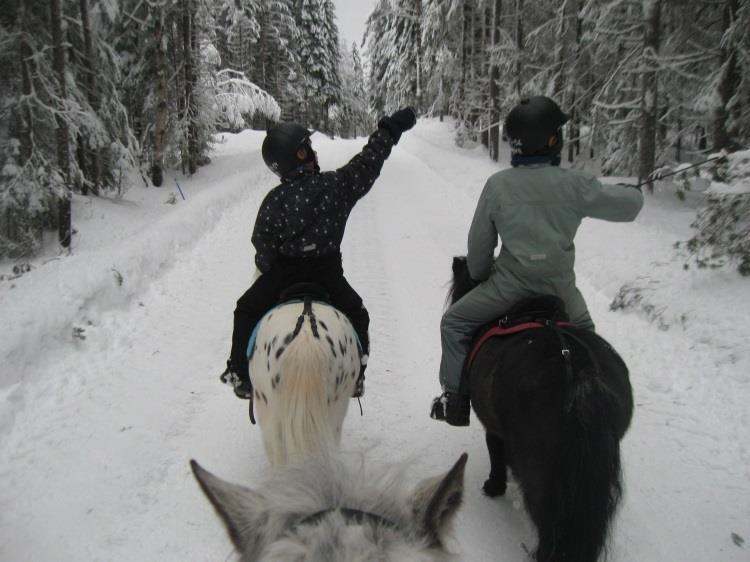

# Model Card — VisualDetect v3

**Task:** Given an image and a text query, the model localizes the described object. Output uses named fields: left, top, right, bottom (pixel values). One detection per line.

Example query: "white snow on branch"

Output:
left=214, top=69, right=281, bottom=130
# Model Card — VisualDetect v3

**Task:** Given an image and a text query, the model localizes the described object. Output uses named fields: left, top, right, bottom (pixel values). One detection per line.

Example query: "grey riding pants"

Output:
left=438, top=275, right=595, bottom=393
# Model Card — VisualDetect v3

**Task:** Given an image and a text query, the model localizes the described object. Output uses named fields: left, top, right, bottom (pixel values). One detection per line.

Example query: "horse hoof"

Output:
left=482, top=479, right=507, bottom=497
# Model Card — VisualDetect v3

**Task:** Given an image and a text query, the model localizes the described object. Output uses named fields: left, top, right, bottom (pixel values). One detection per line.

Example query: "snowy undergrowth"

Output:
left=0, top=130, right=272, bottom=432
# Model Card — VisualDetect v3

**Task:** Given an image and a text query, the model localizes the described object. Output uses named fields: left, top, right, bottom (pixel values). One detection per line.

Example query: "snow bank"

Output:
left=0, top=130, right=272, bottom=431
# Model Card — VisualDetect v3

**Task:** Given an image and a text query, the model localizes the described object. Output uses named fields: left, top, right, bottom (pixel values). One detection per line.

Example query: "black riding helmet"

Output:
left=262, top=123, right=315, bottom=177
left=503, top=96, right=569, bottom=156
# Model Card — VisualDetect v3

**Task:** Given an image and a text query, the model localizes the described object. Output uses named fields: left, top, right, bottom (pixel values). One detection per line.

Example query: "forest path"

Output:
left=0, top=124, right=747, bottom=561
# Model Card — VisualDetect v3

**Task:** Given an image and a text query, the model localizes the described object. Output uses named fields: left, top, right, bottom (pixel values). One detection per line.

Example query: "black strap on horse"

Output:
left=459, top=315, right=603, bottom=405
left=543, top=320, right=602, bottom=382
left=290, top=296, right=319, bottom=340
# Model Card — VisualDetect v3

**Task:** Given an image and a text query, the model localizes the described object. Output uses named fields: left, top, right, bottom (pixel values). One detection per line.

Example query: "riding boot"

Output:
left=430, top=391, right=470, bottom=427
left=219, top=359, right=254, bottom=400
left=446, top=393, right=470, bottom=426
left=352, top=355, right=368, bottom=398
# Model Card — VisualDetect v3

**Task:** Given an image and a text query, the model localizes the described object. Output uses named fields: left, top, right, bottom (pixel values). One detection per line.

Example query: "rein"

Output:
left=296, top=507, right=399, bottom=531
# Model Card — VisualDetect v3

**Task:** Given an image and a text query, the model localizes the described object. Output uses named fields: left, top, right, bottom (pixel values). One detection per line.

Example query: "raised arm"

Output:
left=334, top=107, right=417, bottom=203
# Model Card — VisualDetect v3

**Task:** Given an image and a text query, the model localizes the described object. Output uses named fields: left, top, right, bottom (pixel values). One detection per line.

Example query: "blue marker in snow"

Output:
left=174, top=179, right=186, bottom=200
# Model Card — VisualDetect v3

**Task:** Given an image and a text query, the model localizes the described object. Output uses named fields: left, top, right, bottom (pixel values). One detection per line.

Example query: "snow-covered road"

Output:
left=1, top=121, right=747, bottom=561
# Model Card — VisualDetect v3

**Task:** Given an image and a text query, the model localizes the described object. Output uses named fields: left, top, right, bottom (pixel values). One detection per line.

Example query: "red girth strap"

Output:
left=467, top=321, right=575, bottom=369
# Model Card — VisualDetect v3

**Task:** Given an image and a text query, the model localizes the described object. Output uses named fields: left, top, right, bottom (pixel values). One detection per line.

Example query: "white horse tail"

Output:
left=276, top=319, right=338, bottom=464
left=251, top=301, right=359, bottom=466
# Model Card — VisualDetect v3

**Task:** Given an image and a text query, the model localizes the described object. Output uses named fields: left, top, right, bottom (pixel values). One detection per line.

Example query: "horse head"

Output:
left=191, top=453, right=468, bottom=561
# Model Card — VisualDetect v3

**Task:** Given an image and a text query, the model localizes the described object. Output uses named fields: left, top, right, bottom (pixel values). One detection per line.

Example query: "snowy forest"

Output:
left=2, top=2, right=750, bottom=561
left=1, top=0, right=749, bottom=261
left=0, top=0, right=372, bottom=257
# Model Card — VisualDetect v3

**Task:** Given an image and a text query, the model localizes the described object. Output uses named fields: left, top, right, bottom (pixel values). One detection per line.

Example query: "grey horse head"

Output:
left=191, top=453, right=468, bottom=561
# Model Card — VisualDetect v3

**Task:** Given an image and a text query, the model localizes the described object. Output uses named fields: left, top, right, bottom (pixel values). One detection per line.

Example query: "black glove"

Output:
left=378, top=107, right=417, bottom=144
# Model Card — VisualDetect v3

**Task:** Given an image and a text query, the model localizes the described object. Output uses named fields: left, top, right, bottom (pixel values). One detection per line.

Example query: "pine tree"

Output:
left=296, top=0, right=341, bottom=131
left=333, top=41, right=374, bottom=137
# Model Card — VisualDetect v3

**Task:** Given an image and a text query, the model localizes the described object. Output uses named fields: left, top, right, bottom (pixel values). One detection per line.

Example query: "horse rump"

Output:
left=250, top=301, right=359, bottom=465
left=529, top=330, right=633, bottom=562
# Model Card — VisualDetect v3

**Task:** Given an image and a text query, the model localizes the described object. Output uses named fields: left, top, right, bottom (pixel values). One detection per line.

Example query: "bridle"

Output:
left=296, top=507, right=399, bottom=531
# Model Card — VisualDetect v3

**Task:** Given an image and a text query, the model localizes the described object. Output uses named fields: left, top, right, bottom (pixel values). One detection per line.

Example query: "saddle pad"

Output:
left=467, top=321, right=574, bottom=369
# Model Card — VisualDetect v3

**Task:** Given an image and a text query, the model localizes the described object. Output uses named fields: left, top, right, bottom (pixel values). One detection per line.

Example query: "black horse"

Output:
left=449, top=256, right=633, bottom=562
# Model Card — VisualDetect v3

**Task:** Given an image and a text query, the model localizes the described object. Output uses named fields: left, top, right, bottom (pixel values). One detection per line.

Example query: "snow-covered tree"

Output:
left=365, top=0, right=423, bottom=114
left=296, top=0, right=341, bottom=131
left=0, top=0, right=138, bottom=256
left=331, top=42, right=374, bottom=138
left=213, top=70, right=282, bottom=131
left=367, top=0, right=750, bottom=176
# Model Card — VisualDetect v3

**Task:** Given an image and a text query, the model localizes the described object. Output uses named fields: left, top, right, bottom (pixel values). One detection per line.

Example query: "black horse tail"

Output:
left=537, top=370, right=625, bottom=562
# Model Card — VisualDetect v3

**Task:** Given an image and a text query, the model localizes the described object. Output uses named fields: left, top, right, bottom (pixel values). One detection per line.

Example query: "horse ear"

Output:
left=451, top=256, right=466, bottom=275
left=190, top=460, right=267, bottom=552
left=411, top=453, right=468, bottom=546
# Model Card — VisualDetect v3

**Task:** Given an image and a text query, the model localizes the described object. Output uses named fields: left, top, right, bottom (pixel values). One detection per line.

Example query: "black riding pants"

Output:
left=230, top=254, right=370, bottom=383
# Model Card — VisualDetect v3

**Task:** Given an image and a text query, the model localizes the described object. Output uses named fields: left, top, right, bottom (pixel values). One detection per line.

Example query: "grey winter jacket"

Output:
left=467, top=164, right=644, bottom=286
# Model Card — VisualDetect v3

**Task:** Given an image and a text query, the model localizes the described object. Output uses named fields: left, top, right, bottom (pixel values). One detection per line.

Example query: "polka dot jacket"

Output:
left=251, top=128, right=395, bottom=273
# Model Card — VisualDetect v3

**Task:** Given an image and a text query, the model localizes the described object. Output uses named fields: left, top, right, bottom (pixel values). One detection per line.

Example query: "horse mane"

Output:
left=447, top=256, right=478, bottom=306
left=254, top=453, right=416, bottom=524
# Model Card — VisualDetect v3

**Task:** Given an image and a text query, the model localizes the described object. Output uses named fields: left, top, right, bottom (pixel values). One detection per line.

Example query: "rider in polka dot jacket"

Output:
left=223, top=108, right=417, bottom=400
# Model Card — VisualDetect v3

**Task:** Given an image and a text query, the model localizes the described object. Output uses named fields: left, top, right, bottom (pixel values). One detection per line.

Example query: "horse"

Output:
left=449, top=256, right=633, bottom=562
left=191, top=452, right=468, bottom=561
left=249, top=291, right=361, bottom=465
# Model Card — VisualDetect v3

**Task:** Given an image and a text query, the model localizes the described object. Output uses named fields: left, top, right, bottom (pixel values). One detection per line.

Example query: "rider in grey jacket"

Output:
left=431, top=96, right=644, bottom=426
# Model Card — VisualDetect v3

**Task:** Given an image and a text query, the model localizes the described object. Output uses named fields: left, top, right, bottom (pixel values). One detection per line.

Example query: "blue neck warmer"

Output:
left=511, top=153, right=561, bottom=167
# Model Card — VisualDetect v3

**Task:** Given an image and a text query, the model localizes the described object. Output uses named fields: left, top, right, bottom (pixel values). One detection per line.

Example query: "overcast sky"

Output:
left=332, top=0, right=378, bottom=48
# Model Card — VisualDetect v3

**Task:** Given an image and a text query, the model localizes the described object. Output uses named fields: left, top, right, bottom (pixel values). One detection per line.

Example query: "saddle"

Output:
left=466, top=295, right=573, bottom=370
left=278, top=282, right=331, bottom=305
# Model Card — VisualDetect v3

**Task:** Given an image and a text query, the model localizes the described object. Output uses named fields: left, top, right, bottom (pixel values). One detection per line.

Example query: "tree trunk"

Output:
left=51, top=0, right=71, bottom=248
left=638, top=0, right=661, bottom=192
left=489, top=0, right=502, bottom=161
left=152, top=8, right=169, bottom=187
left=514, top=0, right=524, bottom=98
left=182, top=0, right=197, bottom=175
left=567, top=1, right=582, bottom=163
left=79, top=0, right=100, bottom=194
left=19, top=1, right=33, bottom=165
left=414, top=0, right=422, bottom=111
left=460, top=0, right=471, bottom=118
left=712, top=0, right=740, bottom=151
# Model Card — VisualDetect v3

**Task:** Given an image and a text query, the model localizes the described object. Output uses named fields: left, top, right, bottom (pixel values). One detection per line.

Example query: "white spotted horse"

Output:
left=248, top=283, right=362, bottom=466
left=449, top=256, right=633, bottom=562
left=191, top=452, right=468, bottom=561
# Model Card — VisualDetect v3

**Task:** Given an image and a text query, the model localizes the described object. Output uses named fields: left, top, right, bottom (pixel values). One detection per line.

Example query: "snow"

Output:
left=1, top=119, right=748, bottom=561
left=709, top=149, right=750, bottom=194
